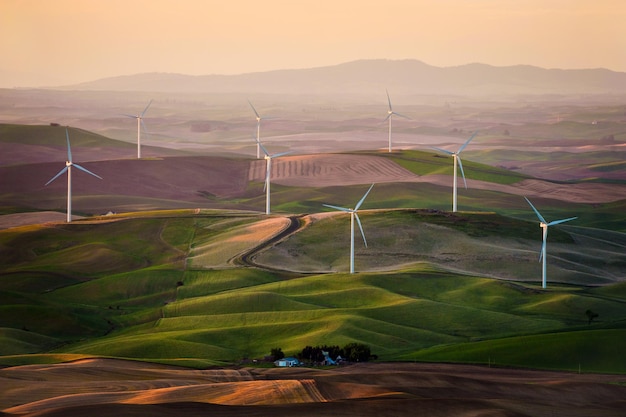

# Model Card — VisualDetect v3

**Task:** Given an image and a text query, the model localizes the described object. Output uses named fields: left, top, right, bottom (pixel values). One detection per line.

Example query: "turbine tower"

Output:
left=432, top=131, right=477, bottom=212
left=45, top=128, right=103, bottom=223
left=248, top=100, right=268, bottom=159
left=524, top=197, right=577, bottom=289
left=123, top=99, right=152, bottom=159
left=384, top=90, right=410, bottom=153
left=323, top=184, right=375, bottom=274
left=255, top=137, right=291, bottom=215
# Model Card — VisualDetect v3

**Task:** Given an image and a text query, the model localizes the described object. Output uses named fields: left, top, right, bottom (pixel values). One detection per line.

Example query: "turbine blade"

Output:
left=272, top=151, right=292, bottom=158
left=431, top=146, right=454, bottom=155
left=383, top=113, right=392, bottom=122
left=140, top=118, right=150, bottom=136
left=65, top=128, right=72, bottom=162
left=539, top=239, right=545, bottom=262
left=393, top=111, right=411, bottom=120
left=73, top=163, right=103, bottom=179
left=122, top=113, right=138, bottom=118
left=548, top=217, right=578, bottom=226
left=354, top=212, right=368, bottom=247
left=524, top=197, right=547, bottom=224
left=355, top=183, right=375, bottom=211
left=458, top=131, right=477, bottom=153
left=386, top=89, right=392, bottom=111
left=457, top=156, right=468, bottom=189
left=252, top=135, right=270, bottom=156
left=141, top=99, right=153, bottom=117
left=259, top=142, right=270, bottom=157
left=248, top=100, right=260, bottom=119
left=322, top=204, right=351, bottom=213
left=45, top=167, right=68, bottom=186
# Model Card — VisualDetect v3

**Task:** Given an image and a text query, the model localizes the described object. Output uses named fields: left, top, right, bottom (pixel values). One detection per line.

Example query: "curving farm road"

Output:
left=229, top=214, right=308, bottom=273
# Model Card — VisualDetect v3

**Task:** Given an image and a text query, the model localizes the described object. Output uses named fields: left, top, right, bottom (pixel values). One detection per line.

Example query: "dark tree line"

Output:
left=298, top=343, right=375, bottom=363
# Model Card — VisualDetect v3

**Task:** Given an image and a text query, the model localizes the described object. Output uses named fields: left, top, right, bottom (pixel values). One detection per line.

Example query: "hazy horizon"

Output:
left=2, top=0, right=626, bottom=88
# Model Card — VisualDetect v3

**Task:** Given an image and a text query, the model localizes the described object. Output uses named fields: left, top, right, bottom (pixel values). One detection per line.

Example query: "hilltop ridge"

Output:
left=62, top=59, right=626, bottom=96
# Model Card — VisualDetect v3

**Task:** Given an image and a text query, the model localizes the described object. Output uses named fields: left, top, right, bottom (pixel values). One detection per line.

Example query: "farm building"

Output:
left=274, top=357, right=300, bottom=367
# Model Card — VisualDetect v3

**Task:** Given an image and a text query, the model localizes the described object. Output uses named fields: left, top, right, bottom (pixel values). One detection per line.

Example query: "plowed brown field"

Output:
left=2, top=359, right=625, bottom=417
left=248, top=154, right=419, bottom=187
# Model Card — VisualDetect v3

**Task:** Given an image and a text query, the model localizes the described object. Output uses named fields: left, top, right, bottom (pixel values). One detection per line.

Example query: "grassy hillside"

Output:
left=0, top=123, right=136, bottom=149
left=256, top=209, right=626, bottom=284
left=1, top=209, right=625, bottom=373
left=408, top=328, right=626, bottom=373
left=387, top=150, right=531, bottom=184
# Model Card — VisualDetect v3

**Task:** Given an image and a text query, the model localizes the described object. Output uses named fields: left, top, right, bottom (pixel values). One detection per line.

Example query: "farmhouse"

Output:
left=274, top=357, right=300, bottom=367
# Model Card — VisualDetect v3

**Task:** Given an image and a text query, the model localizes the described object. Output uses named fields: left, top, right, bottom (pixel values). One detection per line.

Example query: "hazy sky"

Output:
left=2, top=0, right=625, bottom=87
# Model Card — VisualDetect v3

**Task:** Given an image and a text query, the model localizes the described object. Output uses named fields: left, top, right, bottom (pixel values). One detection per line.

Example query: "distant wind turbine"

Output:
left=323, top=184, right=375, bottom=274
left=255, top=137, right=291, bottom=215
left=432, top=131, right=477, bottom=212
left=123, top=99, right=152, bottom=159
left=45, top=128, right=103, bottom=223
left=384, top=90, right=410, bottom=153
left=248, top=100, right=270, bottom=159
left=524, top=197, right=577, bottom=289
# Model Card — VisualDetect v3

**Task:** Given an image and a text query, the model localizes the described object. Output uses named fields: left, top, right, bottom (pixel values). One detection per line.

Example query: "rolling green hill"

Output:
left=1, top=209, right=625, bottom=373
left=388, top=150, right=531, bottom=184
left=1, top=125, right=624, bottom=372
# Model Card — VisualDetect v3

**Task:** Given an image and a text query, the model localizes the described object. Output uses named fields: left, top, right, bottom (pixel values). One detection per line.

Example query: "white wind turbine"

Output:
left=248, top=100, right=270, bottom=159
left=384, top=90, right=410, bottom=153
left=432, top=131, right=477, bottom=212
left=524, top=197, right=577, bottom=289
left=45, top=128, right=103, bottom=223
left=255, top=137, right=291, bottom=215
left=323, top=184, right=375, bottom=274
left=123, top=99, right=152, bottom=159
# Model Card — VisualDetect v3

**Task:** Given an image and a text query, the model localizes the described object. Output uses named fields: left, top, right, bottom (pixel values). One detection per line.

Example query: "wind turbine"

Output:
left=323, top=184, right=375, bottom=274
left=123, top=99, right=152, bottom=159
left=248, top=100, right=269, bottom=159
left=432, top=131, right=477, bottom=212
left=383, top=90, right=410, bottom=153
left=45, top=128, right=103, bottom=223
left=524, top=197, right=577, bottom=289
left=255, top=137, right=291, bottom=215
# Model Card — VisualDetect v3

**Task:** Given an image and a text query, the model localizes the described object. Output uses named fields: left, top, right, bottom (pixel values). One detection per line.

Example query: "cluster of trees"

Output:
left=271, top=343, right=376, bottom=363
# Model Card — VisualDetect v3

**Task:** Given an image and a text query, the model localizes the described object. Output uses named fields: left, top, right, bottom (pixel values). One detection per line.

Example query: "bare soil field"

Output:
left=248, top=154, right=626, bottom=204
left=248, top=153, right=420, bottom=187
left=1, top=359, right=625, bottom=417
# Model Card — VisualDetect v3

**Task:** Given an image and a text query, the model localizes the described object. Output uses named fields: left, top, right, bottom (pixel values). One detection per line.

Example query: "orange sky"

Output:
left=1, top=0, right=625, bottom=87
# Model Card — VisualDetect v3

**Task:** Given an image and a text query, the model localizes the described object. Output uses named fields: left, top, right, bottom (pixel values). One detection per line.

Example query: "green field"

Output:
left=1, top=209, right=625, bottom=373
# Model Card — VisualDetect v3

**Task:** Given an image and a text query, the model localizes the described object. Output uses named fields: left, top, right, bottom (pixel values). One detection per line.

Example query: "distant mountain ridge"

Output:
left=64, top=59, right=626, bottom=96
